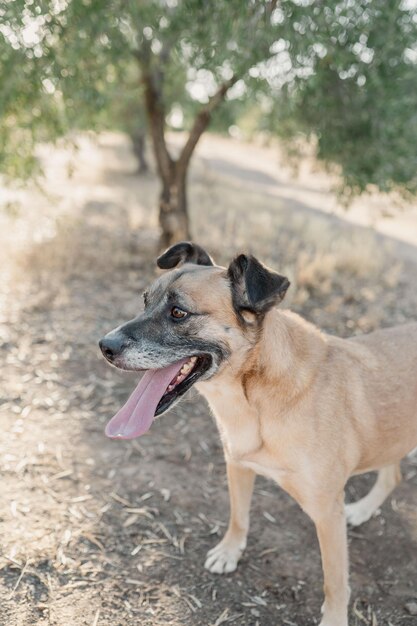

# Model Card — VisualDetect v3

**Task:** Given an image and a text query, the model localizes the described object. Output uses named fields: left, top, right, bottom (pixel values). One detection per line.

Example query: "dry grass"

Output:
left=186, top=151, right=406, bottom=334
left=1, top=131, right=402, bottom=313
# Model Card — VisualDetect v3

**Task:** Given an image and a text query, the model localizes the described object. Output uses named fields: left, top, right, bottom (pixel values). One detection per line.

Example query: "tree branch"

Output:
left=177, top=76, right=238, bottom=172
left=137, top=43, right=173, bottom=183
left=267, top=0, right=278, bottom=17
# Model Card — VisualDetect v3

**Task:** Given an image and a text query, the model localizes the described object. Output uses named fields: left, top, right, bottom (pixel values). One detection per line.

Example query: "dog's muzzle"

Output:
left=99, top=334, right=127, bottom=362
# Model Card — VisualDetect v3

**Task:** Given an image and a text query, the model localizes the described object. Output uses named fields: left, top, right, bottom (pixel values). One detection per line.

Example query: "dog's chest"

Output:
left=198, top=380, right=290, bottom=483
left=239, top=461, right=288, bottom=491
left=212, top=402, right=262, bottom=462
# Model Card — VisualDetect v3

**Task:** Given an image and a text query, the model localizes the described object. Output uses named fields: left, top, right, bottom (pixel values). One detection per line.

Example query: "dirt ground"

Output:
left=1, top=133, right=417, bottom=626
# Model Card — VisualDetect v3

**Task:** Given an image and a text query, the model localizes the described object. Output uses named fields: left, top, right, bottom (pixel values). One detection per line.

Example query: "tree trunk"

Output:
left=139, top=48, right=237, bottom=249
left=157, top=78, right=237, bottom=248
left=158, top=164, right=190, bottom=249
left=130, top=131, right=148, bottom=174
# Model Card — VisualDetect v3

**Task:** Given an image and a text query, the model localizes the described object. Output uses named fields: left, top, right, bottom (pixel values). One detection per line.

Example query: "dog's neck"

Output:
left=200, top=308, right=328, bottom=410
left=255, top=309, right=327, bottom=397
left=197, top=308, right=328, bottom=460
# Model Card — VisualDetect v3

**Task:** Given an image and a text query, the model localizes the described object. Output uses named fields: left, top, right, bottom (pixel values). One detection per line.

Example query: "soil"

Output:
left=1, top=133, right=416, bottom=626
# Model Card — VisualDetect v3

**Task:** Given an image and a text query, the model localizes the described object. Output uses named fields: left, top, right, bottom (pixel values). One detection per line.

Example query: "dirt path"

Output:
left=1, top=133, right=416, bottom=626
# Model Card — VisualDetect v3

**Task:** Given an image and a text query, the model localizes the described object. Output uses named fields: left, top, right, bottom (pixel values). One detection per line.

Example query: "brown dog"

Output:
left=100, top=242, right=417, bottom=626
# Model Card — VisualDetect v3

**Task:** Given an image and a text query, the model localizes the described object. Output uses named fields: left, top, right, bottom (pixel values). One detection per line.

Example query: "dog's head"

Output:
left=99, top=242, right=289, bottom=439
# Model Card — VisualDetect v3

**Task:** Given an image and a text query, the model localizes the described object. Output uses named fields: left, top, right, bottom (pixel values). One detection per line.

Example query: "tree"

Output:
left=1, top=0, right=416, bottom=246
left=0, top=0, right=280, bottom=246
left=264, top=0, right=417, bottom=199
left=107, top=0, right=280, bottom=247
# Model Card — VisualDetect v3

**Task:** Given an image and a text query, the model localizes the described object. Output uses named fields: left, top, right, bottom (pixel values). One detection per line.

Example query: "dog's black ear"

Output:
left=228, top=254, right=290, bottom=317
left=157, top=241, right=214, bottom=269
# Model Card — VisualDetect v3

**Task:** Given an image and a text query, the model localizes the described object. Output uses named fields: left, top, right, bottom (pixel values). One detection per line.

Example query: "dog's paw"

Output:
left=345, top=501, right=377, bottom=527
left=319, top=599, right=348, bottom=626
left=204, top=537, right=246, bottom=574
left=318, top=618, right=348, bottom=626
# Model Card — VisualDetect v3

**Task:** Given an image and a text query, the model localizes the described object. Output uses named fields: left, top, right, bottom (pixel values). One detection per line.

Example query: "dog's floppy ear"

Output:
left=228, top=254, right=290, bottom=317
left=157, top=241, right=214, bottom=269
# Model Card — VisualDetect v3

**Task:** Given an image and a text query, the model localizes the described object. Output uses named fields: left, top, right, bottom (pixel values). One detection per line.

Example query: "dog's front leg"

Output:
left=205, top=462, right=255, bottom=574
left=309, top=495, right=350, bottom=626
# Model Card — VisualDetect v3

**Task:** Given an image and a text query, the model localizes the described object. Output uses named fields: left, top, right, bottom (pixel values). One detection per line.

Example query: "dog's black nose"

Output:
left=99, top=335, right=126, bottom=361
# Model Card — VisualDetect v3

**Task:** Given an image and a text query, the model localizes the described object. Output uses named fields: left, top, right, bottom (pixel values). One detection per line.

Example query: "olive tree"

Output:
left=1, top=0, right=416, bottom=246
left=0, top=0, right=279, bottom=245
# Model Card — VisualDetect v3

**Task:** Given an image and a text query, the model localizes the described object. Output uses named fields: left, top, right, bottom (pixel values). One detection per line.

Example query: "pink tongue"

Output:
left=105, top=358, right=188, bottom=440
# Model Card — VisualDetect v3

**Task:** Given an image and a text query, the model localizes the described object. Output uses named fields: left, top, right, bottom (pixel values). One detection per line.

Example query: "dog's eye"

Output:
left=170, top=306, right=188, bottom=320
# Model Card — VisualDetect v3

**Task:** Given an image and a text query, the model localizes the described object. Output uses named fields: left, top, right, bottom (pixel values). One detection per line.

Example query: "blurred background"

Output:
left=1, top=2, right=417, bottom=625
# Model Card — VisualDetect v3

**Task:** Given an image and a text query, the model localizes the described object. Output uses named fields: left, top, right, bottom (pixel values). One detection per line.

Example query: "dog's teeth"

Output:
left=167, top=358, right=198, bottom=394
left=180, top=361, right=194, bottom=375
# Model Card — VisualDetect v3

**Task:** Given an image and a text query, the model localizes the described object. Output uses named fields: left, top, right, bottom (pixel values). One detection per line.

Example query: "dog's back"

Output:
left=346, top=323, right=417, bottom=471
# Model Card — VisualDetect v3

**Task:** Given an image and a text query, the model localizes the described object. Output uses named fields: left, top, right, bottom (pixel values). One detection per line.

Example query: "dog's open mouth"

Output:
left=105, top=355, right=212, bottom=440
